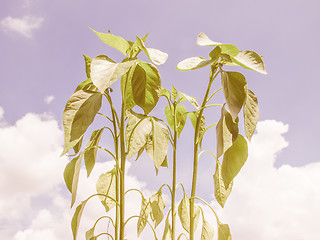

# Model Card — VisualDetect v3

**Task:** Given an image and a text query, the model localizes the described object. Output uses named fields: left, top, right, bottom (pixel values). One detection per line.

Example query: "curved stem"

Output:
left=206, top=87, right=223, bottom=103
left=189, top=196, right=219, bottom=224
left=177, top=233, right=189, bottom=240
left=124, top=216, right=158, bottom=240
left=85, top=146, right=116, bottom=162
left=93, top=216, right=115, bottom=229
left=96, top=232, right=115, bottom=240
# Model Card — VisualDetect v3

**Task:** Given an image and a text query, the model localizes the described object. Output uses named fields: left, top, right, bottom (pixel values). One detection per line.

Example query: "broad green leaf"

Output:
left=160, top=87, right=171, bottom=100
left=126, top=110, right=152, bottom=159
left=85, top=227, right=94, bottom=240
left=130, top=61, right=161, bottom=114
left=149, top=190, right=165, bottom=227
left=121, top=71, right=136, bottom=110
left=213, top=160, right=233, bottom=208
left=73, top=136, right=83, bottom=155
left=96, top=168, right=117, bottom=212
left=84, top=128, right=104, bottom=177
left=165, top=105, right=187, bottom=137
left=137, top=197, right=152, bottom=236
left=231, top=50, right=267, bottom=74
left=221, top=71, right=247, bottom=121
left=178, top=91, right=200, bottom=109
left=136, top=36, right=168, bottom=65
left=64, top=152, right=83, bottom=207
left=216, top=105, right=239, bottom=158
left=62, top=90, right=102, bottom=155
left=201, top=217, right=214, bottom=240
left=162, top=212, right=172, bottom=240
left=146, top=119, right=169, bottom=171
left=74, top=79, right=98, bottom=93
left=83, top=55, right=92, bottom=78
left=197, top=32, right=239, bottom=56
left=91, top=55, right=135, bottom=93
left=222, top=135, right=248, bottom=187
left=91, top=28, right=131, bottom=56
left=209, top=46, right=221, bottom=61
left=71, top=199, right=88, bottom=240
left=218, top=223, right=232, bottom=240
left=176, top=57, right=214, bottom=71
left=178, top=193, right=200, bottom=233
left=244, top=89, right=259, bottom=141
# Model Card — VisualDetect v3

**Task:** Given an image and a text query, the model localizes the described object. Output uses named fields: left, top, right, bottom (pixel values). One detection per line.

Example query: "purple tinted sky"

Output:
left=1, top=0, right=319, bottom=175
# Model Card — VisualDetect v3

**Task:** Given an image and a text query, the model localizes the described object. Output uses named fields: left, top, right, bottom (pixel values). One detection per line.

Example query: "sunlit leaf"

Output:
left=96, top=168, right=117, bottom=212
left=165, top=105, right=187, bottom=137
left=201, top=216, right=214, bottom=240
left=171, top=85, right=178, bottom=100
left=218, top=223, right=232, bottom=240
left=62, top=90, right=102, bottom=155
left=74, top=78, right=98, bottom=92
left=85, top=227, right=94, bottom=240
left=244, top=89, right=259, bottom=141
left=149, top=190, right=165, bottom=227
left=91, top=28, right=131, bottom=56
left=221, top=71, right=247, bottom=121
left=63, top=152, right=83, bottom=207
left=136, top=36, right=168, bottom=65
left=178, top=91, right=200, bottom=109
left=91, top=55, right=135, bottom=93
left=84, top=128, right=104, bottom=177
left=71, top=199, right=88, bottom=240
left=83, top=54, right=92, bottom=78
left=222, top=135, right=248, bottom=187
left=178, top=193, right=200, bottom=233
left=126, top=33, right=148, bottom=59
left=231, top=50, right=267, bottom=74
left=160, top=87, right=171, bottom=100
left=137, top=197, right=151, bottom=236
left=176, top=57, right=214, bottom=71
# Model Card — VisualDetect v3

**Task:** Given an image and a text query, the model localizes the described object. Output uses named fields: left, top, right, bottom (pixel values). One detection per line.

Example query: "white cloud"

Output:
left=0, top=106, right=4, bottom=119
left=0, top=16, right=44, bottom=38
left=44, top=95, right=55, bottom=104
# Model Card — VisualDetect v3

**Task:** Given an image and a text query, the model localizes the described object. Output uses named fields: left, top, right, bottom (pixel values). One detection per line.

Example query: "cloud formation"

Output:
left=44, top=95, right=55, bottom=104
left=0, top=16, right=44, bottom=38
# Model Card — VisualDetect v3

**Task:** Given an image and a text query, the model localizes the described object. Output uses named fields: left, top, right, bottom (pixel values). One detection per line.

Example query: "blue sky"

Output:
left=1, top=0, right=320, bottom=239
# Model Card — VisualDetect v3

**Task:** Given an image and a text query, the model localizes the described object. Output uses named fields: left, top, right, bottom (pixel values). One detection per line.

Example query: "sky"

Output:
left=0, top=0, right=320, bottom=239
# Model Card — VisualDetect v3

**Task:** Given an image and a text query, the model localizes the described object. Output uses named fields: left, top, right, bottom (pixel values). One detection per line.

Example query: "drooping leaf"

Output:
left=218, top=223, right=232, bottom=240
left=165, top=105, right=187, bottom=137
left=222, top=135, right=248, bottom=187
left=126, top=110, right=152, bottom=159
left=130, top=61, right=161, bottom=114
left=216, top=105, right=239, bottom=158
left=178, top=91, right=200, bottom=109
left=160, top=156, right=168, bottom=167
left=71, top=199, right=88, bottom=240
left=91, top=28, right=131, bottom=56
left=145, top=118, right=169, bottom=171
left=213, top=160, right=233, bottom=208
left=62, top=90, right=102, bottom=155
left=201, top=216, right=214, bottom=240
left=64, top=152, right=83, bottom=207
left=96, top=168, right=117, bottom=212
left=136, top=36, right=168, bottom=65
left=74, top=78, right=98, bottom=93
left=85, top=227, right=95, bottom=240
left=176, top=57, right=214, bottom=71
left=231, top=50, right=267, bottom=74
left=178, top=193, right=200, bottom=233
left=83, top=55, right=92, bottom=78
left=162, top=212, right=172, bottom=240
left=221, top=71, right=247, bottom=121
left=73, top=136, right=83, bottom=155
left=244, top=89, right=259, bottom=141
left=137, top=197, right=152, bottom=236
left=149, top=190, right=166, bottom=227
left=84, top=128, right=104, bottom=177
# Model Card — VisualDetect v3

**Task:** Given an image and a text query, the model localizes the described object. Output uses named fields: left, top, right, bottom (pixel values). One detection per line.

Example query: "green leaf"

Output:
left=178, top=193, right=200, bottom=233
left=62, top=90, right=102, bottom=155
left=126, top=110, right=152, bottom=159
left=165, top=105, right=187, bottom=137
left=63, top=152, right=83, bottom=207
left=71, top=199, right=88, bottom=240
left=176, top=57, right=214, bottom=71
left=130, top=61, right=161, bottom=114
left=149, top=190, right=165, bottom=227
left=121, top=70, right=137, bottom=110
left=162, top=212, right=172, bottom=240
left=201, top=217, right=214, bottom=240
left=84, top=128, right=104, bottom=177
left=126, top=33, right=148, bottom=59
left=197, top=32, right=239, bottom=56
left=216, top=105, right=239, bottom=158
left=137, top=197, right=152, bottom=236
left=96, top=168, right=117, bottom=212
left=73, top=136, right=83, bottom=155
left=244, top=89, right=259, bottom=141
left=83, top=55, right=92, bottom=78
left=146, top=118, right=169, bottom=171
left=91, top=28, right=131, bottom=56
left=213, top=160, right=233, bottom=208
left=221, top=71, right=247, bottom=121
left=136, top=36, right=168, bottom=65
left=218, top=223, right=232, bottom=240
left=171, top=85, right=178, bottom=100
left=231, top=50, right=267, bottom=74
left=188, top=111, right=205, bottom=145
left=85, top=227, right=95, bottom=240
left=209, top=46, right=221, bottom=61
left=74, top=79, right=98, bottom=93
left=178, top=91, right=200, bottom=109
left=222, top=135, right=248, bottom=187
left=91, top=55, right=135, bottom=93
left=160, top=87, right=171, bottom=100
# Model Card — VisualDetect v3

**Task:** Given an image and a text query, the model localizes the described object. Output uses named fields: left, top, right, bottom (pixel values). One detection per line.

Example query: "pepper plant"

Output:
left=61, top=29, right=266, bottom=240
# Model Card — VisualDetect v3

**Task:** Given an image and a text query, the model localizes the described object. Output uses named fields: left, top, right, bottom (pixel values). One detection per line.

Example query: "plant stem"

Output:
left=171, top=103, right=177, bottom=240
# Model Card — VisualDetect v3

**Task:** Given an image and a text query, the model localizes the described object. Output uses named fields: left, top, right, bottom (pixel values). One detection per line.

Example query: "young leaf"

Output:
left=126, top=110, right=152, bottom=159
left=137, top=197, right=152, bottom=236
left=213, top=160, right=233, bottom=208
left=96, top=168, right=117, bottom=212
left=91, top=55, right=135, bottom=93
left=74, top=79, right=98, bottom=93
left=176, top=57, right=214, bottom=71
left=136, top=36, right=168, bottom=65
left=244, top=89, right=259, bottom=141
left=231, top=50, right=267, bottom=74
left=91, top=28, right=131, bottom=56
left=216, top=105, right=239, bottom=158
left=178, top=193, right=200, bottom=233
left=222, top=135, right=248, bottom=187
left=149, top=190, right=166, bottom=227
left=85, top=227, right=95, bottom=240
left=171, top=85, right=178, bottom=100
left=201, top=217, right=214, bottom=240
left=221, top=71, right=247, bottom=121
left=127, top=33, right=149, bottom=59
left=165, top=105, right=187, bottom=137
left=84, top=128, right=104, bottom=177
left=178, top=91, right=200, bottom=109
left=160, top=87, right=171, bottom=100
left=71, top=199, right=88, bottom=240
left=62, top=90, right=102, bottom=155
left=218, top=223, right=232, bottom=240
left=130, top=61, right=161, bottom=114
left=83, top=55, right=92, bottom=78
left=162, top=212, right=172, bottom=240
left=63, top=152, right=83, bottom=207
